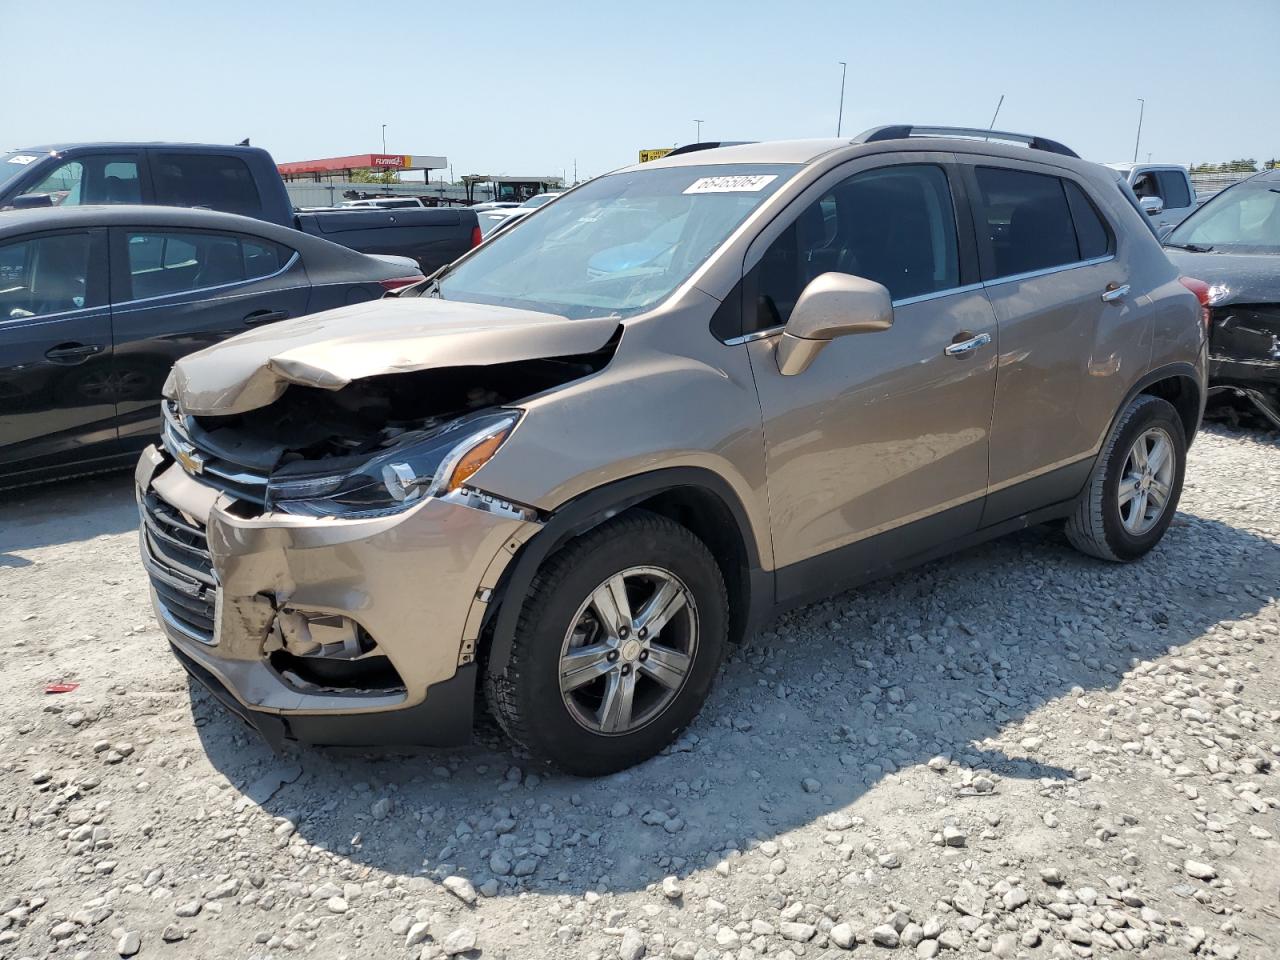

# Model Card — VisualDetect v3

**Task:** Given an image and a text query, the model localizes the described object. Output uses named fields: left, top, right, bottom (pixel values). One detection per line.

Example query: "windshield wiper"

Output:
left=1165, top=242, right=1214, bottom=253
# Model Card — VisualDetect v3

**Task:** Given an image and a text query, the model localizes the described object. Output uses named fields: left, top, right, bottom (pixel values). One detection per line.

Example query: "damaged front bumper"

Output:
left=1208, top=304, right=1280, bottom=428
left=135, top=445, right=539, bottom=749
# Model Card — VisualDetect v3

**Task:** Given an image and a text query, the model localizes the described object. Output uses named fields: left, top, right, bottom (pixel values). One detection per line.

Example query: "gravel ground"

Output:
left=2, top=425, right=1278, bottom=960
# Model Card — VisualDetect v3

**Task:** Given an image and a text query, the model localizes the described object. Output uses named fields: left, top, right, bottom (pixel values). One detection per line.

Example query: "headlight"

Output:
left=266, top=411, right=519, bottom=518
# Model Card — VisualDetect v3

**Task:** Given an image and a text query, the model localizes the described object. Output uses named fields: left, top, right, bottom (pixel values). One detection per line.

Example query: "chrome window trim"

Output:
left=113, top=250, right=301, bottom=310
left=721, top=280, right=989, bottom=345
left=981, top=254, right=1114, bottom=289
left=892, top=282, right=985, bottom=307
left=0, top=303, right=111, bottom=329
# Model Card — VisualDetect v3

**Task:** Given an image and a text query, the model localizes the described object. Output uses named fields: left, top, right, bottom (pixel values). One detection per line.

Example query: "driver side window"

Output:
left=0, top=233, right=97, bottom=321
left=746, top=164, right=960, bottom=334
left=19, top=156, right=140, bottom=207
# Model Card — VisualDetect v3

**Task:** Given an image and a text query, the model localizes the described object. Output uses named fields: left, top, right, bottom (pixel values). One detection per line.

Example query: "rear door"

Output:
left=961, top=160, right=1135, bottom=525
left=108, top=227, right=311, bottom=443
left=1153, top=169, right=1195, bottom=230
left=0, top=228, right=116, bottom=481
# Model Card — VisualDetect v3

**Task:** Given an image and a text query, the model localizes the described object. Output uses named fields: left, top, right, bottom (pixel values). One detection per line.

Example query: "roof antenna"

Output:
left=237, top=138, right=250, bottom=146
left=986, top=95, right=1004, bottom=139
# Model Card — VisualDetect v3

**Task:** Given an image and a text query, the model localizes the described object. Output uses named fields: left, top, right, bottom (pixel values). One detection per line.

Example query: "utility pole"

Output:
left=694, top=119, right=703, bottom=142
left=837, top=62, right=847, bottom=136
left=1132, top=99, right=1144, bottom=163
left=381, top=124, right=387, bottom=154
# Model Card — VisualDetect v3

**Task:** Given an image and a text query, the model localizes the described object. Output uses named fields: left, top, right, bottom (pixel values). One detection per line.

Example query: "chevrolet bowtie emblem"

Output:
left=175, top=440, right=205, bottom=474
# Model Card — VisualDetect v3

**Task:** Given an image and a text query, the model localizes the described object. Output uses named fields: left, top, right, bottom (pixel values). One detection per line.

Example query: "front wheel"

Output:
left=1066, top=394, right=1187, bottom=562
left=484, top=511, right=728, bottom=776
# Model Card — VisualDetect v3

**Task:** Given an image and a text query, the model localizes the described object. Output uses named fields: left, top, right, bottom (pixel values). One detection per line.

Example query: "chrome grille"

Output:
left=140, top=488, right=217, bottom=645
left=161, top=400, right=269, bottom=506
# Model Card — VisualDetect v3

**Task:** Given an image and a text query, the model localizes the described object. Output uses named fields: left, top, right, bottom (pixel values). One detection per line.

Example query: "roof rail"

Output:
left=665, top=140, right=754, bottom=157
left=855, top=125, right=1079, bottom=159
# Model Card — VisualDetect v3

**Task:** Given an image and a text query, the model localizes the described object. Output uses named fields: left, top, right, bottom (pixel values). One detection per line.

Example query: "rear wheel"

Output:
left=1066, top=394, right=1186, bottom=562
left=485, top=511, right=728, bottom=775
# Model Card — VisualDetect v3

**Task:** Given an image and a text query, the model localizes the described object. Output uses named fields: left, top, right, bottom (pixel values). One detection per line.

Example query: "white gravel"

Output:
left=2, top=425, right=1278, bottom=960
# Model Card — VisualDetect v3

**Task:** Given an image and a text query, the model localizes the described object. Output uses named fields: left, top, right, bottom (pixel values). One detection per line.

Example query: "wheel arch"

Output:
left=1135, top=364, right=1204, bottom=447
left=484, top=468, right=771, bottom=678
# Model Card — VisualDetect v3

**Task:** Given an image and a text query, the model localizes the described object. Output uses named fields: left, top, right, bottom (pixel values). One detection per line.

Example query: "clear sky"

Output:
left=5, top=0, right=1277, bottom=181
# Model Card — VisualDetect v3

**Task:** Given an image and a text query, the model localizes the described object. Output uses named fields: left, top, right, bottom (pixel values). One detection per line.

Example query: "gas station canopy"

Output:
left=278, top=154, right=447, bottom=179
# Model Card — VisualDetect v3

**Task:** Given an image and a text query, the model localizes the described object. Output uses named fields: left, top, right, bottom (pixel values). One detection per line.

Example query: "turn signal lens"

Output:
left=445, top=429, right=510, bottom=493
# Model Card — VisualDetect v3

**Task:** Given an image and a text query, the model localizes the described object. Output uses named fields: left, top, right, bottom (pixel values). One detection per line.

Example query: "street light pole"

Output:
left=381, top=124, right=387, bottom=154
left=1132, top=99, right=1144, bottom=163
left=694, top=119, right=703, bottom=142
left=836, top=61, right=847, bottom=137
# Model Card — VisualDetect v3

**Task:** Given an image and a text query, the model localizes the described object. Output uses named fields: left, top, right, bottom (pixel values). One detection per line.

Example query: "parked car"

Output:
left=0, top=144, right=480, bottom=274
left=1106, top=163, right=1200, bottom=234
left=0, top=205, right=423, bottom=489
left=136, top=125, right=1207, bottom=775
left=476, top=191, right=564, bottom=235
left=470, top=201, right=522, bottom=212
left=1162, top=167, right=1280, bottom=427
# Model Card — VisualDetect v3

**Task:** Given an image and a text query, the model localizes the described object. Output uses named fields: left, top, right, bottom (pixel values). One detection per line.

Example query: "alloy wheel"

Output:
left=1117, top=426, right=1176, bottom=535
left=558, top=565, right=699, bottom=736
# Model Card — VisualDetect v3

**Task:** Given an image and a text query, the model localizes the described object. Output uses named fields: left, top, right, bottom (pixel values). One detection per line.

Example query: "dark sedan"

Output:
left=1163, top=168, right=1280, bottom=428
left=0, top=205, right=423, bottom=489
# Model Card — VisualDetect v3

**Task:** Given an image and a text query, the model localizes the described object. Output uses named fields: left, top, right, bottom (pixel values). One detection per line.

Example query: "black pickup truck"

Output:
left=0, top=143, right=479, bottom=274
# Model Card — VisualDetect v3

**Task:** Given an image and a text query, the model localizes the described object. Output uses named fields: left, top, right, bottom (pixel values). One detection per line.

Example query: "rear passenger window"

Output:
left=1155, top=170, right=1192, bottom=209
left=243, top=238, right=291, bottom=279
left=748, top=164, right=959, bottom=332
left=974, top=168, right=1080, bottom=278
left=1063, top=181, right=1113, bottom=260
left=152, top=154, right=262, bottom=217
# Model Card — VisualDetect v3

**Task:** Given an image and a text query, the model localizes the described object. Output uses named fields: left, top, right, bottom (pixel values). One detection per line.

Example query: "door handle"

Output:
left=1101, top=283, right=1130, bottom=303
left=45, top=342, right=104, bottom=363
left=944, top=332, right=992, bottom=357
left=243, top=309, right=289, bottom=326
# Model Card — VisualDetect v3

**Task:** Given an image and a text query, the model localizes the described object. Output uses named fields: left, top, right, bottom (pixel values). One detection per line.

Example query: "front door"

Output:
left=107, top=227, right=312, bottom=443
left=740, top=159, right=998, bottom=603
left=0, top=228, right=117, bottom=483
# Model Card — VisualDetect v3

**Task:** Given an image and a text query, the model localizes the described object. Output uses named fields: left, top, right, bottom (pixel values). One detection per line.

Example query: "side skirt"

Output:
left=771, top=463, right=1091, bottom=619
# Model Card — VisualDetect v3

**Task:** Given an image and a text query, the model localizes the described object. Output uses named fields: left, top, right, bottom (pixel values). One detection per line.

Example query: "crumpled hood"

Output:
left=166, top=297, right=620, bottom=416
left=1164, top=249, right=1280, bottom=306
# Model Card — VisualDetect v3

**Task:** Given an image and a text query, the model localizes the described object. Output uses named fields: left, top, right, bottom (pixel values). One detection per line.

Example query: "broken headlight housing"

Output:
left=265, top=411, right=520, bottom=518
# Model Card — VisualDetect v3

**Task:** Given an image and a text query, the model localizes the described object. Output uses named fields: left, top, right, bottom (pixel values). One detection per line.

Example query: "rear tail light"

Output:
left=380, top=276, right=424, bottom=292
left=470, top=224, right=483, bottom=248
left=1178, top=276, right=1212, bottom=331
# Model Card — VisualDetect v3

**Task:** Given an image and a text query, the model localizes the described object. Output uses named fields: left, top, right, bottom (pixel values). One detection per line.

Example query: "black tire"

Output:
left=1066, top=394, right=1186, bottom=562
left=484, top=510, right=728, bottom=776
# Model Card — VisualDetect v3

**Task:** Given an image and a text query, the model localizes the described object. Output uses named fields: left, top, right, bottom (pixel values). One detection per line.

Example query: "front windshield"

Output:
left=1167, top=181, right=1280, bottom=254
left=438, top=163, right=798, bottom=318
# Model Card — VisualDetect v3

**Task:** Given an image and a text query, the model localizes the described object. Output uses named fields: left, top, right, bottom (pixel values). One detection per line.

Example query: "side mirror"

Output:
left=776, top=273, right=893, bottom=376
left=1139, top=196, right=1164, bottom=216
left=11, top=193, right=55, bottom=210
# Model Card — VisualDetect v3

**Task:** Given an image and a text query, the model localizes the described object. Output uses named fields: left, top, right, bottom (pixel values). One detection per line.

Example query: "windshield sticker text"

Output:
left=7, top=155, right=38, bottom=165
left=683, top=175, right=778, bottom=195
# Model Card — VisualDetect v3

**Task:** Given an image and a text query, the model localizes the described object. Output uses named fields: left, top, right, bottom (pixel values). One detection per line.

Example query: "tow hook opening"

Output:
left=265, top=609, right=405, bottom=692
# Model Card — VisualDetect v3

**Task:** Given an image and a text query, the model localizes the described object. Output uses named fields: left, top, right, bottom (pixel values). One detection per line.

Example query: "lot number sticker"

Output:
left=684, top=175, right=778, bottom=194
left=6, top=155, right=38, bottom=165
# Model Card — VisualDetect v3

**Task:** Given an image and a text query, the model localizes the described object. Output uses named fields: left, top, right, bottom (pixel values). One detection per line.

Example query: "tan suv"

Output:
left=137, top=126, right=1208, bottom=775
